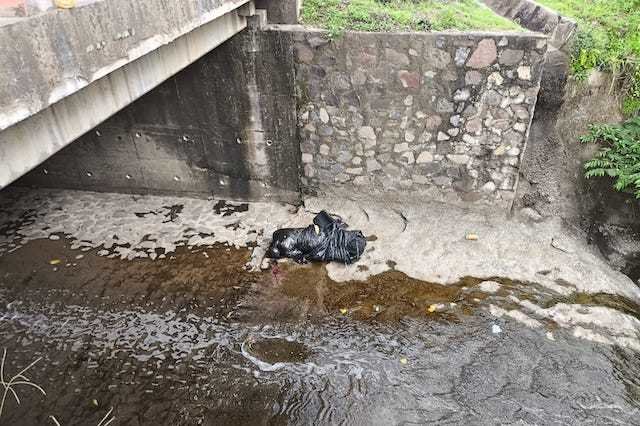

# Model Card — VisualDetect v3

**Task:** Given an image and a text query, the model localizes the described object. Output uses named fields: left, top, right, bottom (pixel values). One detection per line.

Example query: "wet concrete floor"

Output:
left=0, top=236, right=640, bottom=425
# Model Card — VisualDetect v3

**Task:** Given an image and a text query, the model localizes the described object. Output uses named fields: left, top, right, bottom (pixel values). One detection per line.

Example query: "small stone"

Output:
left=401, top=151, right=415, bottom=165
left=295, top=44, right=314, bottom=64
left=512, top=105, right=529, bottom=121
left=432, top=49, right=452, bottom=69
left=416, top=151, right=434, bottom=164
left=437, top=132, right=450, bottom=141
left=318, top=126, right=334, bottom=136
left=465, top=118, right=482, bottom=135
left=394, top=142, right=411, bottom=152
left=454, top=47, right=470, bottom=67
left=49, top=235, right=60, bottom=241
left=481, top=181, right=496, bottom=193
left=449, top=115, right=462, bottom=127
left=404, top=130, right=416, bottom=143
left=448, top=128, right=460, bottom=137
left=514, top=122, right=527, bottom=133
left=367, top=158, right=382, bottom=171
left=304, top=164, right=315, bottom=178
left=351, top=69, right=367, bottom=86
left=408, top=48, right=418, bottom=56
left=499, top=49, right=524, bottom=66
left=503, top=130, right=523, bottom=145
left=485, top=90, right=502, bottom=106
left=307, top=36, right=329, bottom=48
left=319, top=144, right=330, bottom=156
left=498, top=37, right=508, bottom=47
left=353, top=176, right=368, bottom=186
left=358, top=126, right=376, bottom=140
left=462, top=134, right=478, bottom=144
left=403, top=95, right=414, bottom=106
left=453, top=89, right=470, bottom=102
left=436, top=99, right=454, bottom=113
left=465, top=70, right=483, bottom=85
left=448, top=154, right=469, bottom=164
left=463, top=105, right=478, bottom=117
left=487, top=72, right=504, bottom=86
left=507, top=147, right=521, bottom=157
left=352, top=156, right=362, bottom=165
left=425, top=115, right=442, bottom=130
left=319, top=108, right=330, bottom=124
left=519, top=207, right=543, bottom=222
left=517, top=66, right=532, bottom=80
left=479, top=281, right=501, bottom=293
left=398, top=70, right=421, bottom=89
left=346, top=167, right=363, bottom=175
left=466, top=39, right=497, bottom=69
left=493, top=145, right=508, bottom=156
left=301, top=153, right=313, bottom=163
left=415, top=111, right=426, bottom=119
left=413, top=175, right=429, bottom=184
left=385, top=48, right=410, bottom=66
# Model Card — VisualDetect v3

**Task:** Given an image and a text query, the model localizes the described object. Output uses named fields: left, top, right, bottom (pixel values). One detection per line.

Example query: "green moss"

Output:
left=537, top=0, right=640, bottom=116
left=301, top=0, right=522, bottom=37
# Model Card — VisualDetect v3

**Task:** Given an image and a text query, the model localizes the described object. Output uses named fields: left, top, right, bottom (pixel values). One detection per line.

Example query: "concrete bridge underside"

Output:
left=0, top=0, right=259, bottom=188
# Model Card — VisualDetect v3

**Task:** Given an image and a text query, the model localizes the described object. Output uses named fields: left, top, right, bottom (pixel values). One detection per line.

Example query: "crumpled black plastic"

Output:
left=266, top=211, right=367, bottom=264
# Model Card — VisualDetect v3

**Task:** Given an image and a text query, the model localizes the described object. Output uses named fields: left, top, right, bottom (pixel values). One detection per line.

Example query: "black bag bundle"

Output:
left=266, top=211, right=367, bottom=264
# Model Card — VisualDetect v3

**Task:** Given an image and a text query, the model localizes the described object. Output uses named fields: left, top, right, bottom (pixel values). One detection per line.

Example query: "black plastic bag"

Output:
left=266, top=211, right=367, bottom=264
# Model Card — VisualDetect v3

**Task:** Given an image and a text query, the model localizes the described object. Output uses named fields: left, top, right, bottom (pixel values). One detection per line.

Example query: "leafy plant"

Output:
left=581, top=117, right=640, bottom=198
left=538, top=0, right=640, bottom=116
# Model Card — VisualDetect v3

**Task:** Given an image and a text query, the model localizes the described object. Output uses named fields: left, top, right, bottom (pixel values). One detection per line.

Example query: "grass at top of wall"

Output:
left=537, top=0, right=640, bottom=116
left=300, top=0, right=522, bottom=37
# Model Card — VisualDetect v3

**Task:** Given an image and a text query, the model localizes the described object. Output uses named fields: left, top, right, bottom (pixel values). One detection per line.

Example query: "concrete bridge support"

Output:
left=0, top=0, right=257, bottom=188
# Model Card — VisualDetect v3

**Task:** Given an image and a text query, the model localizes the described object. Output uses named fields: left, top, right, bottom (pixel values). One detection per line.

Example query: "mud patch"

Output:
left=0, top=238, right=257, bottom=316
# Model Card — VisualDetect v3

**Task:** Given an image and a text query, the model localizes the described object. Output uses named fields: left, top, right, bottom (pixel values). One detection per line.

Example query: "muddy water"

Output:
left=0, top=239, right=640, bottom=425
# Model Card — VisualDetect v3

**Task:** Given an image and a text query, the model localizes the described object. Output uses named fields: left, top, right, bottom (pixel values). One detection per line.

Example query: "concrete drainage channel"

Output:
left=1, top=0, right=640, bottom=424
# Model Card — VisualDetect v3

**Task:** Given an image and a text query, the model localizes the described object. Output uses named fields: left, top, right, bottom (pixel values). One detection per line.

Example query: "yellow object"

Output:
left=339, top=308, right=347, bottom=314
left=427, top=304, right=437, bottom=313
left=55, top=0, right=76, bottom=9
left=400, top=357, right=408, bottom=365
left=49, top=259, right=61, bottom=265
left=465, top=233, right=479, bottom=241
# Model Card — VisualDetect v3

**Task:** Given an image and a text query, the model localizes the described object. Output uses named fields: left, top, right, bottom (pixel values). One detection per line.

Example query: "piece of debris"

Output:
left=266, top=211, right=366, bottom=264
left=339, top=308, right=348, bottom=315
left=478, top=281, right=501, bottom=293
left=491, top=324, right=502, bottom=334
left=49, top=259, right=61, bottom=265
left=546, top=331, right=555, bottom=341
left=551, top=237, right=573, bottom=254
left=399, top=357, right=408, bottom=365
left=49, top=234, right=60, bottom=241
left=465, top=233, right=479, bottom=241
left=427, top=304, right=437, bottom=313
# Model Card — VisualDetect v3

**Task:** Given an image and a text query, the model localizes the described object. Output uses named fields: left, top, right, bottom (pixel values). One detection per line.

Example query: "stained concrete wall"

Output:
left=254, top=0, right=300, bottom=24
left=288, top=28, right=547, bottom=208
left=18, top=21, right=301, bottom=203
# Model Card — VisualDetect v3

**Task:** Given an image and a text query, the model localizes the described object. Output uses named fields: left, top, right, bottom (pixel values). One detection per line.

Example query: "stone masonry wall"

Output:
left=285, top=28, right=547, bottom=207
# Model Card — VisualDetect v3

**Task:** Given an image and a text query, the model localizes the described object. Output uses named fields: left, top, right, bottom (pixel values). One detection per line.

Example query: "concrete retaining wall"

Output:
left=289, top=28, right=547, bottom=207
left=17, top=24, right=547, bottom=209
left=18, top=20, right=302, bottom=203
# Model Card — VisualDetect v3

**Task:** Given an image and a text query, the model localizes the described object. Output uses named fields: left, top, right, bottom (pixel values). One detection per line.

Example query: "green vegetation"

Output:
left=581, top=117, right=640, bottom=198
left=301, top=0, right=521, bottom=37
left=537, top=0, right=640, bottom=116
